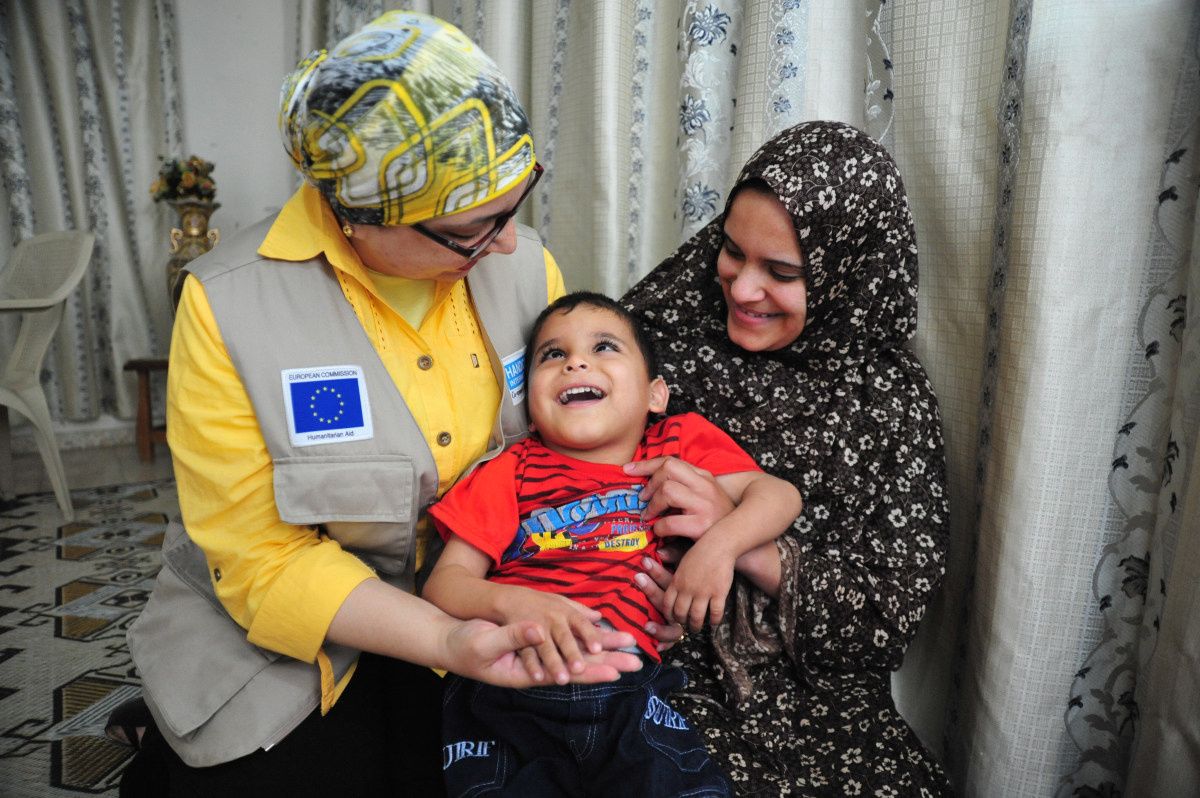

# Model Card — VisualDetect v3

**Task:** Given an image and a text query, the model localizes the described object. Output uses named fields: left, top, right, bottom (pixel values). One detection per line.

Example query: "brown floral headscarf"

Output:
left=624, top=121, right=948, bottom=704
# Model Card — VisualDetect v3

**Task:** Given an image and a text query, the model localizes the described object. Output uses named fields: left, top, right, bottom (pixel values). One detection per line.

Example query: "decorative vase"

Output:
left=165, top=199, right=220, bottom=308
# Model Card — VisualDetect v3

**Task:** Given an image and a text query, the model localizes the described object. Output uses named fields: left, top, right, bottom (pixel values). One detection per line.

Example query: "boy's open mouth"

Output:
left=557, top=385, right=606, bottom=404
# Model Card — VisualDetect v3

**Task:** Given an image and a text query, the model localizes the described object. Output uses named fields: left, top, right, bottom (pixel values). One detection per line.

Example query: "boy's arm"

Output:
left=423, top=535, right=629, bottom=684
left=732, top=539, right=784, bottom=596
left=665, top=471, right=801, bottom=630
left=712, top=470, right=802, bottom=555
left=421, top=535, right=505, bottom=623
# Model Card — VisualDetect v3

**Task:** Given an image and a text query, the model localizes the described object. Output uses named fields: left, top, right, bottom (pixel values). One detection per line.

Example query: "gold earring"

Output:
left=342, top=223, right=354, bottom=238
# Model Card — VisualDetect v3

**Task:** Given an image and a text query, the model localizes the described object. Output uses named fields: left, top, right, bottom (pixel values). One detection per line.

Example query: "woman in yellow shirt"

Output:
left=118, top=12, right=639, bottom=796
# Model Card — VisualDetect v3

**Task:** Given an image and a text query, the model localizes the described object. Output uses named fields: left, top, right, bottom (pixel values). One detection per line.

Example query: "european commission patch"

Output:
left=281, top=365, right=374, bottom=447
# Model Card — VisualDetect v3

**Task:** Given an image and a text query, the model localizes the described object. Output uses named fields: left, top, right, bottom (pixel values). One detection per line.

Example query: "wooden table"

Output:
left=123, top=358, right=168, bottom=462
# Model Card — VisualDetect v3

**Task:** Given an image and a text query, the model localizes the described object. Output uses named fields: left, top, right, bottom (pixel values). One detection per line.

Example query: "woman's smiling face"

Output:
left=716, top=184, right=808, bottom=352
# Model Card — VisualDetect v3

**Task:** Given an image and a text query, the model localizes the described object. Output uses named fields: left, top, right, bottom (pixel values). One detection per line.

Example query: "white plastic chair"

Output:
left=0, top=231, right=96, bottom=521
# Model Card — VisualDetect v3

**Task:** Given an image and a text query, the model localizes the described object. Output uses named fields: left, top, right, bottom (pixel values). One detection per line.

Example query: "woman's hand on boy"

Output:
left=441, top=618, right=641, bottom=688
left=623, top=456, right=734, bottom=539
left=634, top=557, right=687, bottom=651
left=499, top=591, right=612, bottom=684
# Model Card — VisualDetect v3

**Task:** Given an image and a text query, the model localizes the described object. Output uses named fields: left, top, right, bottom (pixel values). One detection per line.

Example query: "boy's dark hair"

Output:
left=525, top=291, right=659, bottom=382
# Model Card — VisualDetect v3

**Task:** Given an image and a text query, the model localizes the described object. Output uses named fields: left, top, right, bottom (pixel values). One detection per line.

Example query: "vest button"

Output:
left=417, top=355, right=434, bottom=370
left=437, top=431, right=452, bottom=447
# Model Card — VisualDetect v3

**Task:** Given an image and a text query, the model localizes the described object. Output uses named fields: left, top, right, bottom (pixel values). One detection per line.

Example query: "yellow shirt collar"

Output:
left=259, top=183, right=375, bottom=284
left=259, top=183, right=452, bottom=315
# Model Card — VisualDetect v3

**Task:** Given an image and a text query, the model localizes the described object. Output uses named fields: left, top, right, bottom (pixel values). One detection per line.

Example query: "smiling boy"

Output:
left=423, top=291, right=801, bottom=797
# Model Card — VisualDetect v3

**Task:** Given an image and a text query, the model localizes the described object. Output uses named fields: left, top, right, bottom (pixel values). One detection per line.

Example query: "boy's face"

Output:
left=527, top=305, right=668, bottom=465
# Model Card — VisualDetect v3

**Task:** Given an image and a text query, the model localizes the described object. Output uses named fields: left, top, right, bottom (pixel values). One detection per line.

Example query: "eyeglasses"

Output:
left=413, top=163, right=544, bottom=266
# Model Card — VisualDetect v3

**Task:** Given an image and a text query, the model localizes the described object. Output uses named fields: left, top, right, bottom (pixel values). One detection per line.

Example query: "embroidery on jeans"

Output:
left=443, top=739, right=497, bottom=770
left=644, top=695, right=689, bottom=730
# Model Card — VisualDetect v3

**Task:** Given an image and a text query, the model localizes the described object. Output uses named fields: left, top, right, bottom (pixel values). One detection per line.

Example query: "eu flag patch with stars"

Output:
left=281, top=365, right=374, bottom=447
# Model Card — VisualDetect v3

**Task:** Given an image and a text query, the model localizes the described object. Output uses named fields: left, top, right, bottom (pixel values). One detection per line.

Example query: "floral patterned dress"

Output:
left=624, top=122, right=952, bottom=796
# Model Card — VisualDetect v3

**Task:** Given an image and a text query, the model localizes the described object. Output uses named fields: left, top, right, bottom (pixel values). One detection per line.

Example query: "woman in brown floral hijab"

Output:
left=624, top=121, right=952, bottom=795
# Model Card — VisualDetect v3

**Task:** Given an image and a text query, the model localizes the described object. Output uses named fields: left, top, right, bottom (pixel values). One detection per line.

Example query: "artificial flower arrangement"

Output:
left=150, top=155, right=216, bottom=202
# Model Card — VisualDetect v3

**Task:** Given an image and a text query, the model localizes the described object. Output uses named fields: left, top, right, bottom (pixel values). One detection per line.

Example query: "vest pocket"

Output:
left=273, top=454, right=415, bottom=522
left=273, top=455, right=417, bottom=573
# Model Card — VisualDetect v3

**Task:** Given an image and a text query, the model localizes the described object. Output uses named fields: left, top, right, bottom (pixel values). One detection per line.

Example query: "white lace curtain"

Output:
left=295, top=3, right=1200, bottom=794
left=0, top=0, right=181, bottom=425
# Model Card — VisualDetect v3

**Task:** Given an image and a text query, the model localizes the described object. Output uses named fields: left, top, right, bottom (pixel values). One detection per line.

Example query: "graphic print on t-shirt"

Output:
left=503, top=486, right=649, bottom=562
left=488, top=451, right=663, bottom=657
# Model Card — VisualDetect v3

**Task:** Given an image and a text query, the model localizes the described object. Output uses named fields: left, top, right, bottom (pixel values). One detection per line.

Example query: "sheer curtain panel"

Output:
left=0, top=0, right=182, bottom=428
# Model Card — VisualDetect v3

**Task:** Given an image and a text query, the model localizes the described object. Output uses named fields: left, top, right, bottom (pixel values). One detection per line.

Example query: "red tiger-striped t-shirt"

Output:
left=429, top=412, right=760, bottom=659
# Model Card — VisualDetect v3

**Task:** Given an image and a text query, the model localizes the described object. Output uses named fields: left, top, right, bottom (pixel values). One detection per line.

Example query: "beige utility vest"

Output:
left=128, top=218, right=547, bottom=767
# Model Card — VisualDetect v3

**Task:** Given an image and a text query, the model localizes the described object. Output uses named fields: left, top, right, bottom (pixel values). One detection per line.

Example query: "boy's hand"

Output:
left=440, top=618, right=642, bottom=687
left=663, top=535, right=737, bottom=630
left=500, top=591, right=609, bottom=684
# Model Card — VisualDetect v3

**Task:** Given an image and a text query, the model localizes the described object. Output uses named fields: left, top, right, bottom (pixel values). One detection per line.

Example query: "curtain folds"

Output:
left=0, top=0, right=182, bottom=424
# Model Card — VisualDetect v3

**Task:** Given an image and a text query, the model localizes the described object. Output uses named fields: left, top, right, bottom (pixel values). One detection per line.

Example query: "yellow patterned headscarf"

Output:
left=279, top=12, right=535, bottom=226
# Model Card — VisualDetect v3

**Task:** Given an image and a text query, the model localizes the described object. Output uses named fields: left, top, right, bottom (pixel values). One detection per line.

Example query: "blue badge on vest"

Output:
left=281, top=365, right=374, bottom=447
left=501, top=348, right=526, bottom=405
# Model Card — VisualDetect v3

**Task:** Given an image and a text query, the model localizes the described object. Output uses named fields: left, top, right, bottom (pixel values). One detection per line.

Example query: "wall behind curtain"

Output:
left=172, top=1, right=297, bottom=237
left=0, top=0, right=182, bottom=429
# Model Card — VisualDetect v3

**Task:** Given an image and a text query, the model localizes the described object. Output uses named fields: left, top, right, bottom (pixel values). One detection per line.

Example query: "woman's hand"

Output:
left=623, top=456, right=735, bottom=539
left=329, top=579, right=641, bottom=687
left=424, top=536, right=634, bottom=684
left=634, top=556, right=687, bottom=651
left=440, top=618, right=642, bottom=688
left=498, top=591, right=612, bottom=685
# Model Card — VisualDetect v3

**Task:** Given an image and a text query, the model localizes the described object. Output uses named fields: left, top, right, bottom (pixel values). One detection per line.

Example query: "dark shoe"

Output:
left=105, top=695, right=151, bottom=749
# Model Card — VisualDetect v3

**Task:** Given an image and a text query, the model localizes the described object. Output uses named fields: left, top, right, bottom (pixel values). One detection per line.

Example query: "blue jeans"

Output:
left=441, top=659, right=731, bottom=797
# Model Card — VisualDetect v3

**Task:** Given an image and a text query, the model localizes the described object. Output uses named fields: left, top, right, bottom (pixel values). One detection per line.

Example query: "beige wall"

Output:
left=176, top=0, right=298, bottom=235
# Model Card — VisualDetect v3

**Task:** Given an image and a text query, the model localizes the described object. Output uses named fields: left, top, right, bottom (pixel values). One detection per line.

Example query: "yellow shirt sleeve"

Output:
left=543, top=247, right=567, bottom=302
left=167, top=276, right=376, bottom=664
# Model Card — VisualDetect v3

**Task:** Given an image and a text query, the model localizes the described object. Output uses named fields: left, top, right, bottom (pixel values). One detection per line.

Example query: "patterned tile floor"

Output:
left=1, top=447, right=175, bottom=797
